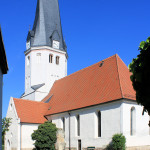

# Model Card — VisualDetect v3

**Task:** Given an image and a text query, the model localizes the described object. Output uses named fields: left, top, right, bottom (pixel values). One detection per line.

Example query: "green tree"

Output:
left=31, top=121, right=57, bottom=150
left=2, top=117, right=12, bottom=145
left=129, top=37, right=150, bottom=126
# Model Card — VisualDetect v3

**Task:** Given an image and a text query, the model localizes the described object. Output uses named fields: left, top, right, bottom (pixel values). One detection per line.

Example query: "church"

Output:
left=5, top=0, right=150, bottom=150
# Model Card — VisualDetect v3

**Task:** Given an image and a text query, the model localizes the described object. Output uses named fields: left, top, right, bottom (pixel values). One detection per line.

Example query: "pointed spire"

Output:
left=27, top=0, right=67, bottom=52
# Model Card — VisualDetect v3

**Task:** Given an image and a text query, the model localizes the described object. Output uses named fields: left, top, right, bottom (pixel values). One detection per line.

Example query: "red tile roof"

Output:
left=13, top=98, right=49, bottom=124
left=13, top=54, right=136, bottom=123
left=43, top=54, right=136, bottom=116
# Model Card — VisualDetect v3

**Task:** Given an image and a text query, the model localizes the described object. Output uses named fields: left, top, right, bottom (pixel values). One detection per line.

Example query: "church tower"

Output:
left=21, top=0, right=67, bottom=101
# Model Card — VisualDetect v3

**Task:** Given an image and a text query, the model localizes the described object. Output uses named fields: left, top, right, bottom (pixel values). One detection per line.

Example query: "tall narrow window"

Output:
left=62, top=117, right=65, bottom=131
left=97, top=111, right=101, bottom=137
left=56, top=56, right=59, bottom=65
left=77, top=115, right=80, bottom=136
left=27, top=76, right=30, bottom=88
left=25, top=77, right=27, bottom=89
left=37, top=53, right=41, bottom=63
left=49, top=54, right=53, bottom=63
left=27, top=56, right=30, bottom=66
left=131, top=107, right=136, bottom=135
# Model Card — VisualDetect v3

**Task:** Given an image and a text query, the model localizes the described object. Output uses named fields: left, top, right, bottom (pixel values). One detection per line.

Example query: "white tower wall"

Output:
left=23, top=46, right=67, bottom=101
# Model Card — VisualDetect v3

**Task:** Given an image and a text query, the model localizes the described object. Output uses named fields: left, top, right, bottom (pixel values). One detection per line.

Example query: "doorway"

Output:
left=78, top=139, right=81, bottom=150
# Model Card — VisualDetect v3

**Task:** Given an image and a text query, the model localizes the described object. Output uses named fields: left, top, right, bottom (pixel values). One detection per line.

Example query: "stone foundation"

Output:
left=10, top=148, right=17, bottom=150
left=55, top=129, right=66, bottom=150
left=5, top=145, right=150, bottom=150
left=126, top=145, right=150, bottom=150
left=83, top=145, right=150, bottom=150
left=21, top=149, right=33, bottom=150
left=83, top=148, right=103, bottom=150
left=5, top=148, right=32, bottom=150
left=65, top=147, right=77, bottom=150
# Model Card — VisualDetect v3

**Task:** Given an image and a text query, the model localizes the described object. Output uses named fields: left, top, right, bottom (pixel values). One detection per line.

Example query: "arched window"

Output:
left=49, top=54, right=53, bottom=63
left=10, top=103, right=12, bottom=111
left=97, top=111, right=101, bottom=137
left=27, top=56, right=30, bottom=66
left=56, top=56, right=59, bottom=65
left=131, top=107, right=136, bottom=136
left=77, top=115, right=80, bottom=136
left=62, top=117, right=65, bottom=131
left=7, top=140, right=10, bottom=150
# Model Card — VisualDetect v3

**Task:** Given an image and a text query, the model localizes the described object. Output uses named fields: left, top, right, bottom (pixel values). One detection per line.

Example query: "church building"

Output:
left=5, top=0, right=150, bottom=150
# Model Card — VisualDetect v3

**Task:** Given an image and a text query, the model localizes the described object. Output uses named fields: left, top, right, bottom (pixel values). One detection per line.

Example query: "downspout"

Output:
left=21, top=123, right=22, bottom=150
left=68, top=112, right=71, bottom=150
left=17, top=118, right=21, bottom=150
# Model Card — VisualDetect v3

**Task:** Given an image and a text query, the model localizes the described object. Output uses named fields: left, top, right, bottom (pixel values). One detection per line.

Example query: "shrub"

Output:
left=31, top=121, right=58, bottom=150
left=112, top=134, right=126, bottom=150
left=105, top=142, right=113, bottom=150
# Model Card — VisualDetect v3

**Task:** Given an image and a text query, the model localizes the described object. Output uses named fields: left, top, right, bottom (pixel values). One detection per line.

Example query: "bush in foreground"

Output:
left=32, top=121, right=57, bottom=150
left=106, top=133, right=126, bottom=150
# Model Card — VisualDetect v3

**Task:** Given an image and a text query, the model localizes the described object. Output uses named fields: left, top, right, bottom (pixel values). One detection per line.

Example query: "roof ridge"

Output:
left=55, top=54, right=117, bottom=83
left=115, top=55, right=124, bottom=98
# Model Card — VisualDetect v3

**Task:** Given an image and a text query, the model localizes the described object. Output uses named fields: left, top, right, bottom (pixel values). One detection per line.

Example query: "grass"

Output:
left=2, top=145, right=4, bottom=150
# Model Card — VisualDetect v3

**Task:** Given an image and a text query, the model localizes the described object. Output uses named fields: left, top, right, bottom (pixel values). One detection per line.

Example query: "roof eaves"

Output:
left=44, top=98, right=125, bottom=117
left=20, top=121, right=44, bottom=124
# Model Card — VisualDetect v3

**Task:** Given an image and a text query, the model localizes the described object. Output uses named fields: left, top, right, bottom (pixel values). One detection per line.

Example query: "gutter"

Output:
left=45, top=98, right=129, bottom=117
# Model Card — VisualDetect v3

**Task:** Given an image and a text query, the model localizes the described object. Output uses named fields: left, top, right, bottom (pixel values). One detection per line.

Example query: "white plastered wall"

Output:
left=47, top=100, right=150, bottom=149
left=122, top=100, right=150, bottom=147
left=21, top=123, right=39, bottom=149
left=5, top=98, right=40, bottom=150
left=48, top=100, right=122, bottom=149
left=5, top=98, right=21, bottom=150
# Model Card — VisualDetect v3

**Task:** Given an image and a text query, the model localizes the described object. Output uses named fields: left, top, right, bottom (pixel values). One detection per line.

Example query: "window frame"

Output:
left=56, top=56, right=60, bottom=65
left=97, top=110, right=101, bottom=137
left=49, top=54, right=53, bottom=63
left=77, top=115, right=80, bottom=136
left=62, top=117, right=65, bottom=131
left=27, top=56, right=30, bottom=66
left=130, top=107, right=136, bottom=136
left=36, top=53, right=41, bottom=63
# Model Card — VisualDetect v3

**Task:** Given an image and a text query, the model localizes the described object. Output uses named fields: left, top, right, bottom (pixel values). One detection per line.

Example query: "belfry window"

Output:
left=131, top=107, right=136, bottom=136
left=37, top=53, right=41, bottom=63
left=77, top=115, right=80, bottom=136
left=49, top=54, right=53, bottom=63
left=97, top=111, right=101, bottom=137
left=56, top=56, right=59, bottom=65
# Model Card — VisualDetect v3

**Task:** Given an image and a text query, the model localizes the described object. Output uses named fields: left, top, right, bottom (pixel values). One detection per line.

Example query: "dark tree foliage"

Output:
left=31, top=121, right=57, bottom=150
left=2, top=117, right=12, bottom=144
left=129, top=37, right=150, bottom=123
left=112, top=134, right=126, bottom=150
left=106, top=134, right=126, bottom=150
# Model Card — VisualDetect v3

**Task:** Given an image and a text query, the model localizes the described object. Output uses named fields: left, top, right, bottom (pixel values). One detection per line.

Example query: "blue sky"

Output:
left=1, top=0, right=150, bottom=117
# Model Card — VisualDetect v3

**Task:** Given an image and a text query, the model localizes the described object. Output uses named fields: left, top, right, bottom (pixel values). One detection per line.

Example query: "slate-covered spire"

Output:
left=27, top=0, right=67, bottom=51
